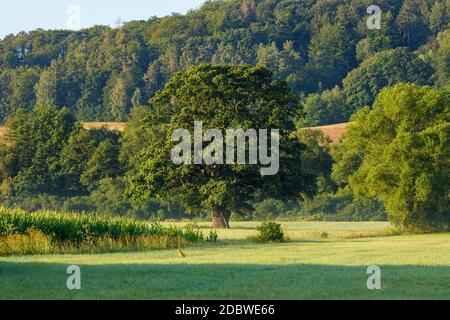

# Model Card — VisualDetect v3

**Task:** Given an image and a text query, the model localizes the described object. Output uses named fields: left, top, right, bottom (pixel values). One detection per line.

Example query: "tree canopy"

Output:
left=127, top=64, right=314, bottom=228
left=0, top=0, right=447, bottom=123
left=332, top=84, right=449, bottom=231
left=343, top=47, right=433, bottom=112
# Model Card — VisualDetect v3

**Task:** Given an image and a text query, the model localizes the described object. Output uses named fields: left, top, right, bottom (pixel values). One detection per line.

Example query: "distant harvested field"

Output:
left=82, top=122, right=126, bottom=132
left=0, top=126, right=9, bottom=137
left=82, top=122, right=351, bottom=141
left=83, top=122, right=351, bottom=141
left=0, top=122, right=127, bottom=137
left=0, top=122, right=126, bottom=137
left=0, top=122, right=350, bottom=142
left=302, top=122, right=350, bottom=143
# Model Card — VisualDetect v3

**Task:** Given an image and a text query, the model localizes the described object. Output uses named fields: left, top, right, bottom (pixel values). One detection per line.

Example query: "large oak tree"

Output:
left=127, top=64, right=314, bottom=228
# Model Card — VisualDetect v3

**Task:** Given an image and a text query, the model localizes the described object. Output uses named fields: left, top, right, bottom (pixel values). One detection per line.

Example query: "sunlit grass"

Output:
left=1, top=232, right=450, bottom=299
left=162, top=221, right=396, bottom=240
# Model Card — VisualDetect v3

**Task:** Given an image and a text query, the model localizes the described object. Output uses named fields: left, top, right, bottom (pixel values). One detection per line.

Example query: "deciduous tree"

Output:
left=333, top=84, right=449, bottom=231
left=127, top=64, right=313, bottom=228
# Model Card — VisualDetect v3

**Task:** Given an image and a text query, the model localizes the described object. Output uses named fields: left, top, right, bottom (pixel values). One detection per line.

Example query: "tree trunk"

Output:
left=211, top=206, right=231, bottom=229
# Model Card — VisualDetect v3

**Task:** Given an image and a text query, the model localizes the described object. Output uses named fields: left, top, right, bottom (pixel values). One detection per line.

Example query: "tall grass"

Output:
left=0, top=207, right=215, bottom=256
left=0, top=228, right=52, bottom=255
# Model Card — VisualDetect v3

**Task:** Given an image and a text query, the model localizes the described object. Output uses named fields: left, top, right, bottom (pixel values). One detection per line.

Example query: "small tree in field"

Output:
left=127, top=64, right=314, bottom=228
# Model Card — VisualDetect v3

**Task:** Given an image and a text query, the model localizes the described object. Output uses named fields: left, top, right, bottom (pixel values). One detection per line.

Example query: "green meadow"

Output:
left=1, top=221, right=449, bottom=300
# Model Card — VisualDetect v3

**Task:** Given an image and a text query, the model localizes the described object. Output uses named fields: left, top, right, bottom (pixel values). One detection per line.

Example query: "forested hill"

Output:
left=0, top=0, right=448, bottom=124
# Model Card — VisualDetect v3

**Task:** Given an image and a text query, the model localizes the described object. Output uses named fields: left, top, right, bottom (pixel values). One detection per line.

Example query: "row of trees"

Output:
left=0, top=105, right=175, bottom=220
left=0, top=107, right=120, bottom=195
left=0, top=65, right=313, bottom=228
left=126, top=70, right=449, bottom=231
left=0, top=0, right=448, bottom=123
left=0, top=64, right=447, bottom=231
left=275, top=83, right=449, bottom=230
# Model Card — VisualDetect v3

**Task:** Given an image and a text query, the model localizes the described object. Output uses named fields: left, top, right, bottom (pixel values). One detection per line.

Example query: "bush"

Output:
left=0, top=182, right=188, bottom=221
left=182, top=224, right=205, bottom=242
left=297, top=191, right=387, bottom=221
left=253, top=199, right=287, bottom=220
left=206, top=229, right=219, bottom=242
left=300, top=192, right=352, bottom=216
left=255, top=221, right=285, bottom=242
left=320, top=231, right=329, bottom=239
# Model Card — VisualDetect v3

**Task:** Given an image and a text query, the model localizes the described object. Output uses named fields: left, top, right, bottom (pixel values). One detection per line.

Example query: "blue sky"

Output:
left=0, top=0, right=207, bottom=39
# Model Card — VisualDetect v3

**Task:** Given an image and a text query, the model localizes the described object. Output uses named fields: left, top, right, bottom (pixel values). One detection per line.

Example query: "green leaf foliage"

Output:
left=127, top=64, right=314, bottom=222
left=333, top=84, right=449, bottom=231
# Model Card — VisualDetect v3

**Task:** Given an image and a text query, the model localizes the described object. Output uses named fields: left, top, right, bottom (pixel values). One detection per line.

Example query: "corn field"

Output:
left=0, top=207, right=207, bottom=244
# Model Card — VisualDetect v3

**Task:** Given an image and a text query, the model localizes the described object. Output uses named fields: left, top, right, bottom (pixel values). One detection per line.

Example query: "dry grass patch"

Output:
left=300, top=122, right=350, bottom=143
left=82, top=122, right=126, bottom=132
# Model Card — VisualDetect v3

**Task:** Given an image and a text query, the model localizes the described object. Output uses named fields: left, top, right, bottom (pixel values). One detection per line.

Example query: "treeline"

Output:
left=0, top=80, right=378, bottom=221
left=0, top=0, right=448, bottom=124
left=0, top=105, right=186, bottom=220
left=0, top=79, right=447, bottom=229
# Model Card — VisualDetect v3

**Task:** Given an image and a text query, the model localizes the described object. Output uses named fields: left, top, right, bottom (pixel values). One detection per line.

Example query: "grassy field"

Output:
left=1, top=221, right=449, bottom=300
left=163, top=221, right=397, bottom=240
